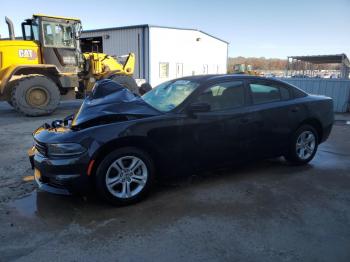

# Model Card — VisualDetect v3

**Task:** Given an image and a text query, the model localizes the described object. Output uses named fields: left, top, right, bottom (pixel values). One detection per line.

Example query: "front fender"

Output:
left=0, top=64, right=60, bottom=95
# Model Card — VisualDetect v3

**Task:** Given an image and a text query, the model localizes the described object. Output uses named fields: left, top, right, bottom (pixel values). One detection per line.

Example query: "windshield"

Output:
left=142, top=80, right=200, bottom=112
left=42, top=21, right=76, bottom=48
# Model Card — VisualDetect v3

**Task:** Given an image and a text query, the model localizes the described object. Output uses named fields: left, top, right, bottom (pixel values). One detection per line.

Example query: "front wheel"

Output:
left=95, top=147, right=155, bottom=206
left=10, top=75, right=60, bottom=116
left=285, top=125, right=318, bottom=165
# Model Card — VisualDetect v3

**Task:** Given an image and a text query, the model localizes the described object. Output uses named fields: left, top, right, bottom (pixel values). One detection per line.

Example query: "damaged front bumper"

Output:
left=33, top=168, right=71, bottom=195
left=27, top=80, right=159, bottom=196
left=28, top=149, right=92, bottom=195
left=28, top=125, right=93, bottom=195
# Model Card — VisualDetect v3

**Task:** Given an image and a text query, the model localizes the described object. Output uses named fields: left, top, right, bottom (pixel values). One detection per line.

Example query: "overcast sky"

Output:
left=1, top=0, right=349, bottom=58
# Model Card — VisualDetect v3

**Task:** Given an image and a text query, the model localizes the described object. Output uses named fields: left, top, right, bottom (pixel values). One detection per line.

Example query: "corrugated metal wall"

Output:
left=279, top=78, right=350, bottom=112
left=81, top=27, right=146, bottom=79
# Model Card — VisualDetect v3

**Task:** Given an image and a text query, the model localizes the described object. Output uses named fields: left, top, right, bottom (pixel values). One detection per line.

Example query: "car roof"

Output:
left=176, top=74, right=283, bottom=84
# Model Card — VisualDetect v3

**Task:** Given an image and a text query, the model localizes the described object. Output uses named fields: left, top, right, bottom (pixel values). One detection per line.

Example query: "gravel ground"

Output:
left=0, top=101, right=349, bottom=262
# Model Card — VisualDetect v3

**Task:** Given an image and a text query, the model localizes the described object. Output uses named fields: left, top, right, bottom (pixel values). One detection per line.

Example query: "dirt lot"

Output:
left=0, top=101, right=349, bottom=262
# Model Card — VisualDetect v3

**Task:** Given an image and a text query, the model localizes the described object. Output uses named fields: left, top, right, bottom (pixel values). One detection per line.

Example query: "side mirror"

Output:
left=186, top=102, right=210, bottom=115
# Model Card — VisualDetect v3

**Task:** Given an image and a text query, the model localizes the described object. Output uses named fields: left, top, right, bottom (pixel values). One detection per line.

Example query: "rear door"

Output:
left=246, top=79, right=294, bottom=157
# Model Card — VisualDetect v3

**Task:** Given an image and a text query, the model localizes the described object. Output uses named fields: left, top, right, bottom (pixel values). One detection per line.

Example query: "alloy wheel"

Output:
left=296, top=130, right=316, bottom=160
left=105, top=156, right=148, bottom=199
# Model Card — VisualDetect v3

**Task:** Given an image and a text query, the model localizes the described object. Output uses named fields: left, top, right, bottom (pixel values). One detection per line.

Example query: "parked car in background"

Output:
left=29, top=76, right=334, bottom=205
left=292, top=74, right=309, bottom=78
left=264, top=73, right=276, bottom=78
left=330, top=74, right=339, bottom=79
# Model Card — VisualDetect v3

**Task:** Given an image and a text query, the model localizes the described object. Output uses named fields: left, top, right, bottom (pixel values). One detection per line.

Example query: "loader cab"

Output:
left=21, top=18, right=40, bottom=41
left=24, top=14, right=83, bottom=73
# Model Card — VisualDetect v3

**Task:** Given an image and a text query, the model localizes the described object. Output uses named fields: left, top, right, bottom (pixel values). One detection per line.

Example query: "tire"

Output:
left=95, top=147, right=155, bottom=206
left=285, top=124, right=319, bottom=165
left=4, top=80, right=17, bottom=108
left=10, top=74, right=60, bottom=116
left=110, top=75, right=140, bottom=95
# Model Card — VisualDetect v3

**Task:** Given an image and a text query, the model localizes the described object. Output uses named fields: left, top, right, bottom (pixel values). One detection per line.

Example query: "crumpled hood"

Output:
left=72, top=80, right=161, bottom=128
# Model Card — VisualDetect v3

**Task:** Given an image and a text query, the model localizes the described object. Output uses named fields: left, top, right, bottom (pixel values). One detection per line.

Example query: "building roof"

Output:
left=288, top=54, right=350, bottom=67
left=82, top=24, right=229, bottom=44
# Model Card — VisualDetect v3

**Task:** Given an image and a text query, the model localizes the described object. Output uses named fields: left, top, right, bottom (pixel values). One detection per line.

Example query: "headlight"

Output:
left=47, top=143, right=86, bottom=157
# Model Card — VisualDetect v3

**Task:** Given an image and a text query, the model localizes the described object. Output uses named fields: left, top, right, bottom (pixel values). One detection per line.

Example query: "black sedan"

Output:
left=30, top=75, right=334, bottom=205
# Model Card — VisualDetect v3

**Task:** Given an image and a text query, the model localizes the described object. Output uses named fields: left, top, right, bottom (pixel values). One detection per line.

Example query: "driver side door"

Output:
left=183, top=79, right=257, bottom=168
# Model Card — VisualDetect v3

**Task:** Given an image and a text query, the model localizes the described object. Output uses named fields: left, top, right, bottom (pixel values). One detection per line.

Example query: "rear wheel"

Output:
left=10, top=75, right=60, bottom=116
left=95, top=147, right=155, bottom=206
left=110, top=75, right=139, bottom=95
left=285, top=124, right=318, bottom=165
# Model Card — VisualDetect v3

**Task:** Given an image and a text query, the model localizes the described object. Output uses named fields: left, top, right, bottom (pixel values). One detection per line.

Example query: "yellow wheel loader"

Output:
left=0, top=14, right=137, bottom=116
left=233, top=64, right=260, bottom=76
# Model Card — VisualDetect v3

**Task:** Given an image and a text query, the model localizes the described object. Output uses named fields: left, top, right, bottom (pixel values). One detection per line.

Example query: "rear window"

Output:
left=293, top=87, right=307, bottom=98
left=249, top=81, right=291, bottom=104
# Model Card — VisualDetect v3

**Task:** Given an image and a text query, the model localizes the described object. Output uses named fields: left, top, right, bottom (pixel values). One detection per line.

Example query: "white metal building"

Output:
left=81, top=25, right=228, bottom=86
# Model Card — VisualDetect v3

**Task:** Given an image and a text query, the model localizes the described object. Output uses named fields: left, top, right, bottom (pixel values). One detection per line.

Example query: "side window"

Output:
left=293, top=87, right=307, bottom=98
left=22, top=23, right=39, bottom=41
left=159, top=62, right=169, bottom=78
left=43, top=24, right=54, bottom=46
left=196, top=81, right=245, bottom=111
left=42, top=22, right=75, bottom=48
left=22, top=24, right=32, bottom=40
left=280, top=86, right=290, bottom=100
left=32, top=24, right=39, bottom=41
left=249, top=82, right=290, bottom=104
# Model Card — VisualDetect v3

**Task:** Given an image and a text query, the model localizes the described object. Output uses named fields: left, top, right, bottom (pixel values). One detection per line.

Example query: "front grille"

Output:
left=35, top=141, right=47, bottom=156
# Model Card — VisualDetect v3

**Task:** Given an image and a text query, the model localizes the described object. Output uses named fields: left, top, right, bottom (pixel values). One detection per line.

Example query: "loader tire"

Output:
left=10, top=75, right=60, bottom=116
left=4, top=80, right=17, bottom=108
left=110, top=75, right=140, bottom=95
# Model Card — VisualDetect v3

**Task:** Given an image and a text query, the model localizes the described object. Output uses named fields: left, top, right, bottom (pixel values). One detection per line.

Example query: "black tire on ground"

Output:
left=284, top=124, right=319, bottom=165
left=110, top=75, right=140, bottom=95
left=5, top=79, right=18, bottom=108
left=10, top=75, right=60, bottom=116
left=95, top=147, right=155, bottom=206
